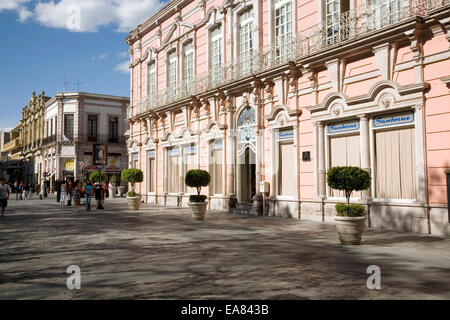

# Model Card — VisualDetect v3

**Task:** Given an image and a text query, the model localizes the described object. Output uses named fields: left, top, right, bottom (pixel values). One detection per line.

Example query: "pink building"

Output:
left=125, top=0, right=450, bottom=235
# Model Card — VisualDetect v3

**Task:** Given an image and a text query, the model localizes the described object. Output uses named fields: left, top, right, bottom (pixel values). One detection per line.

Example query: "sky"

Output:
left=0, top=0, right=167, bottom=131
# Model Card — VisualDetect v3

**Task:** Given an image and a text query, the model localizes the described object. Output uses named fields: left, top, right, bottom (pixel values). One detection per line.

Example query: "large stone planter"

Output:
left=335, top=216, right=366, bottom=245
left=188, top=202, right=208, bottom=220
left=109, top=187, right=117, bottom=198
left=127, top=195, right=141, bottom=210
left=118, top=186, right=126, bottom=197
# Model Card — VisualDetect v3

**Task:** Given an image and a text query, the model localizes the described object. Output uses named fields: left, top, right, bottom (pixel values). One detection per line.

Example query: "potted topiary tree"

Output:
left=185, top=169, right=211, bottom=220
left=109, top=175, right=117, bottom=199
left=327, top=166, right=371, bottom=245
left=89, top=171, right=107, bottom=184
left=121, top=168, right=144, bottom=210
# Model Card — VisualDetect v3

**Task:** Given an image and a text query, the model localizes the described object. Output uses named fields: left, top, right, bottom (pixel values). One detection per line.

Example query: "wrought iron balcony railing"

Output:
left=129, top=0, right=449, bottom=117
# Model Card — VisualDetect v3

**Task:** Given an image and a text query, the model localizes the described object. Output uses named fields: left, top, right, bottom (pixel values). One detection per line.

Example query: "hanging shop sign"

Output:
left=328, top=120, right=360, bottom=135
left=93, top=144, right=107, bottom=165
left=64, top=158, right=75, bottom=171
left=372, top=111, right=414, bottom=128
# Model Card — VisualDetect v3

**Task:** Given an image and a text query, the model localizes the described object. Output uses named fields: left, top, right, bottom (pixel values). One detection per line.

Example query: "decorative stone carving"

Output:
left=379, top=93, right=394, bottom=109
left=331, top=104, right=343, bottom=117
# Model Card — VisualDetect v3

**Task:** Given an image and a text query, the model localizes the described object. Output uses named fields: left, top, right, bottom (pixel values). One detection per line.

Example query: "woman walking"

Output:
left=73, top=181, right=81, bottom=212
left=60, top=181, right=67, bottom=206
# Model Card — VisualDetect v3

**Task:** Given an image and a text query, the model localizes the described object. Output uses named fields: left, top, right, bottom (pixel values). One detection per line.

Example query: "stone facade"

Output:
left=19, top=91, right=50, bottom=185
left=126, top=0, right=450, bottom=235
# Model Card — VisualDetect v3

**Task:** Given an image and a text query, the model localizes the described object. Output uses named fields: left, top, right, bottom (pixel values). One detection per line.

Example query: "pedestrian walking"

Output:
left=56, top=179, right=61, bottom=203
left=0, top=178, right=11, bottom=217
left=73, top=182, right=81, bottom=212
left=67, top=178, right=73, bottom=206
left=28, top=184, right=33, bottom=200
left=18, top=182, right=23, bottom=200
left=23, top=184, right=30, bottom=200
left=13, top=180, right=18, bottom=201
left=94, top=183, right=104, bottom=209
left=85, top=180, right=93, bottom=211
left=60, top=182, right=67, bottom=206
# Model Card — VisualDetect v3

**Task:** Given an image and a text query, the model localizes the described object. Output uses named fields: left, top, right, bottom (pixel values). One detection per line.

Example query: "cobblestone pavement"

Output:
left=0, top=195, right=449, bottom=300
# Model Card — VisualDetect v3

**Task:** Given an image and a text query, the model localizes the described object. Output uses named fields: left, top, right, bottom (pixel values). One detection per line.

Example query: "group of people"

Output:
left=57, top=178, right=106, bottom=212
left=0, top=176, right=109, bottom=217
left=12, top=181, right=34, bottom=200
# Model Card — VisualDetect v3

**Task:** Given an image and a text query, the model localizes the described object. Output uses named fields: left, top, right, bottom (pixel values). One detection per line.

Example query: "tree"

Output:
left=121, top=168, right=144, bottom=195
left=185, top=169, right=211, bottom=202
left=89, top=171, right=107, bottom=184
left=327, top=166, right=371, bottom=205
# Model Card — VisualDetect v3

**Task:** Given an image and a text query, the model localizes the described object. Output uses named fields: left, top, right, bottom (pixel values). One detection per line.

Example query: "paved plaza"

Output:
left=0, top=196, right=449, bottom=300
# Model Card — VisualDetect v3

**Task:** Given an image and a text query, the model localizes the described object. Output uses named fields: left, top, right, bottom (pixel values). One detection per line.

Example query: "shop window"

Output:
left=168, top=147, right=180, bottom=193
left=147, top=150, right=155, bottom=193
left=183, top=144, right=197, bottom=193
left=277, top=128, right=296, bottom=196
left=374, top=127, right=416, bottom=199
left=209, top=139, right=223, bottom=195
left=327, top=119, right=361, bottom=198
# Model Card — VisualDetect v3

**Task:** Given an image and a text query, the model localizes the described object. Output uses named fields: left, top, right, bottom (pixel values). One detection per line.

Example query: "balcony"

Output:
left=130, top=0, right=449, bottom=117
left=2, top=138, right=21, bottom=152
left=42, top=135, right=56, bottom=145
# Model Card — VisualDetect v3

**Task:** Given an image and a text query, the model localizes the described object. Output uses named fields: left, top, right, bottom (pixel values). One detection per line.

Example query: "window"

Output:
left=277, top=128, right=296, bottom=196
left=54, top=116, right=57, bottom=136
left=209, top=139, right=223, bottom=195
left=147, top=150, right=155, bottom=193
left=148, top=61, right=156, bottom=99
left=368, top=0, right=401, bottom=30
left=167, top=147, right=180, bottom=193
left=167, top=50, right=177, bottom=99
left=87, top=115, right=98, bottom=141
left=239, top=7, right=254, bottom=75
left=132, top=153, right=139, bottom=169
left=329, top=134, right=361, bottom=198
left=274, top=0, right=292, bottom=61
left=64, top=114, right=74, bottom=139
left=374, top=127, right=416, bottom=199
left=183, top=144, right=197, bottom=193
left=109, top=116, right=119, bottom=143
left=210, top=25, right=223, bottom=83
left=325, top=0, right=349, bottom=45
left=183, top=41, right=194, bottom=89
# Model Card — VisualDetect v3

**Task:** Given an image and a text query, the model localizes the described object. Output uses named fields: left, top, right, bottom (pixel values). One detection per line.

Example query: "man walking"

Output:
left=85, top=180, right=93, bottom=211
left=0, top=178, right=11, bottom=217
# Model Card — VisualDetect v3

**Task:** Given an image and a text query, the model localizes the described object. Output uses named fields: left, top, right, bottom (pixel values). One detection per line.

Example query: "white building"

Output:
left=42, top=92, right=129, bottom=187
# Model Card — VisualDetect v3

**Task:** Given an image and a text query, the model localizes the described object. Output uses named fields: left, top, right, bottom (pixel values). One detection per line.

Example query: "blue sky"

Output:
left=0, top=0, right=166, bottom=131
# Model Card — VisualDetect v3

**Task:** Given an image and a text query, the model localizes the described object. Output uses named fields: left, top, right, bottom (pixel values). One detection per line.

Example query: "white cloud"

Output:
left=91, top=53, right=108, bottom=61
left=116, top=51, right=128, bottom=59
left=0, top=0, right=32, bottom=22
left=29, top=0, right=165, bottom=33
left=17, top=6, right=32, bottom=22
left=114, top=61, right=130, bottom=74
left=0, top=0, right=29, bottom=12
